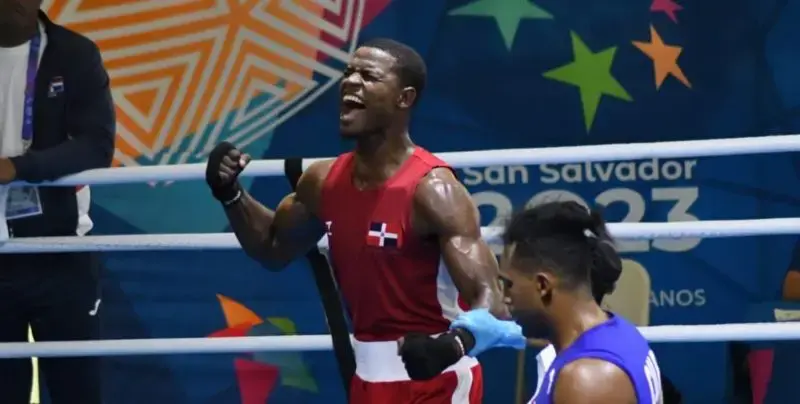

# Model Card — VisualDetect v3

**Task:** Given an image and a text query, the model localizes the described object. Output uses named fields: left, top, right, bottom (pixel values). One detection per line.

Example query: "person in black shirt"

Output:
left=0, top=1, right=114, bottom=403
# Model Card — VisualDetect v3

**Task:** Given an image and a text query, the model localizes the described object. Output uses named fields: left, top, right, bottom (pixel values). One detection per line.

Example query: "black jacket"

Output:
left=7, top=11, right=115, bottom=239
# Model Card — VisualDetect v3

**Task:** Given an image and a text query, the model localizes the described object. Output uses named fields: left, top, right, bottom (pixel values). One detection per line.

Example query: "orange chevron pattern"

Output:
left=42, top=0, right=366, bottom=166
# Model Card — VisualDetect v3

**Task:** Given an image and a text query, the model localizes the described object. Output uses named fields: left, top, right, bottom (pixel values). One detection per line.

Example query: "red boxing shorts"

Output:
left=348, top=338, right=482, bottom=404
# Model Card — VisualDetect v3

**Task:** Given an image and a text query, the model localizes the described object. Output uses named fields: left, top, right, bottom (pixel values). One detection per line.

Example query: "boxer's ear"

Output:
left=397, top=86, right=417, bottom=110
left=537, top=273, right=555, bottom=304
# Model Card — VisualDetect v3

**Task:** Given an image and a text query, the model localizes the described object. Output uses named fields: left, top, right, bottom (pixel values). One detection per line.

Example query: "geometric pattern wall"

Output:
left=42, top=0, right=365, bottom=167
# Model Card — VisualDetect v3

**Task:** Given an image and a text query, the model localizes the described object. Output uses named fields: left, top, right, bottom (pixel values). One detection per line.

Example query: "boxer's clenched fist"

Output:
left=398, top=333, right=453, bottom=381
left=205, top=142, right=251, bottom=204
left=398, top=331, right=472, bottom=381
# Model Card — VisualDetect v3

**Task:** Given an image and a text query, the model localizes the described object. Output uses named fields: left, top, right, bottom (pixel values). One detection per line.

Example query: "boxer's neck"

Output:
left=353, top=128, right=414, bottom=186
left=550, top=296, right=608, bottom=353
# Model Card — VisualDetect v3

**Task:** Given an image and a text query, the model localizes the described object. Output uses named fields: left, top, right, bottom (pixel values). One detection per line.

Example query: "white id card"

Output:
left=6, top=186, right=42, bottom=220
left=0, top=186, right=8, bottom=241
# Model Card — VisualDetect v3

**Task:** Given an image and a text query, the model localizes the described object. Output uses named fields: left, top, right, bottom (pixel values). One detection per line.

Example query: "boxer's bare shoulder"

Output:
left=412, top=167, right=475, bottom=237
left=293, top=159, right=335, bottom=214
left=552, top=358, right=636, bottom=404
left=411, top=167, right=506, bottom=316
left=257, top=159, right=333, bottom=269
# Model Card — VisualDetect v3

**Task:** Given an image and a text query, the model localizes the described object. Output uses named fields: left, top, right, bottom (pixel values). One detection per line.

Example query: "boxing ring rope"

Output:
left=2, top=218, right=800, bottom=253
left=0, top=322, right=794, bottom=359
left=3, top=134, right=800, bottom=360
left=23, top=133, right=800, bottom=186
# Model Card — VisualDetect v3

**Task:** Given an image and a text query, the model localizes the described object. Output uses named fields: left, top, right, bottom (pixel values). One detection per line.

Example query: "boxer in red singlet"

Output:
left=205, top=38, right=506, bottom=403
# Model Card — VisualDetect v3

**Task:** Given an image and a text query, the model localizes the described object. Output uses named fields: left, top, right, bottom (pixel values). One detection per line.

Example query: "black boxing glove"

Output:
left=206, top=142, right=248, bottom=205
left=399, top=328, right=476, bottom=381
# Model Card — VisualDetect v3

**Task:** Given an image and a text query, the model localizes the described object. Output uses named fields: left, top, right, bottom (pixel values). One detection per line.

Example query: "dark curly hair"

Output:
left=360, top=37, right=427, bottom=107
left=503, top=201, right=622, bottom=303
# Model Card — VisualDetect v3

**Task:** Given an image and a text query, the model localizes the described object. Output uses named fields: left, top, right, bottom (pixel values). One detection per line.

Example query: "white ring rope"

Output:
left=0, top=322, right=798, bottom=358
left=2, top=137, right=798, bottom=357
left=19, top=133, right=800, bottom=186
left=1, top=218, right=799, bottom=253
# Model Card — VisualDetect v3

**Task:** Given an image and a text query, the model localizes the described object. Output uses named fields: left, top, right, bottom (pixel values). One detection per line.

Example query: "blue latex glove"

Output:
left=450, top=308, right=526, bottom=356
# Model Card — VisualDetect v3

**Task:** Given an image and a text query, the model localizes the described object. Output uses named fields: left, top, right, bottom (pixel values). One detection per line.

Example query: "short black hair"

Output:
left=503, top=201, right=622, bottom=302
left=360, top=37, right=427, bottom=106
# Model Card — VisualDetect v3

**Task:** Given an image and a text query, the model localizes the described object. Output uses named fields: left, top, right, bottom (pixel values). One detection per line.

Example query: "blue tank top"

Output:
left=530, top=314, right=662, bottom=404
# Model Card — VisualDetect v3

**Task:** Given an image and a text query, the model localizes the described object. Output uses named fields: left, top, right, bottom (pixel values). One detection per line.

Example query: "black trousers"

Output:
left=0, top=253, right=101, bottom=404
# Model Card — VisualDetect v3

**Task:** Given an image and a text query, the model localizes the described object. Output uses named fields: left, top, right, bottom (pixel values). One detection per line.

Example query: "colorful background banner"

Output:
left=34, top=0, right=800, bottom=402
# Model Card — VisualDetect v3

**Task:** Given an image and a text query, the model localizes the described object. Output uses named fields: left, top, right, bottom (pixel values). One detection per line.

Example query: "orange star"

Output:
left=632, top=26, right=691, bottom=90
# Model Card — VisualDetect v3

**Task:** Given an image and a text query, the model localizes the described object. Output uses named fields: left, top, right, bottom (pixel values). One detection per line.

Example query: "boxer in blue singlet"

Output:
left=469, top=201, right=662, bottom=403
left=399, top=201, right=664, bottom=403
left=533, top=216, right=622, bottom=397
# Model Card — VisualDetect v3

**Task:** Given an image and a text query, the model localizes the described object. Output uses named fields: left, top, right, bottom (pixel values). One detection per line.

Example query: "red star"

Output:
left=650, top=0, right=683, bottom=23
left=209, top=324, right=278, bottom=404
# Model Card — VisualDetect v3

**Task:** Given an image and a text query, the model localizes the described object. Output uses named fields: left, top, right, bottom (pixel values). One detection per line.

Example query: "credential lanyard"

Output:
left=22, top=29, right=41, bottom=149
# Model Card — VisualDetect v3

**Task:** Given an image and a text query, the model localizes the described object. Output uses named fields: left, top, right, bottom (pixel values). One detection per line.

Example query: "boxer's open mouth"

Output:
left=341, top=94, right=365, bottom=111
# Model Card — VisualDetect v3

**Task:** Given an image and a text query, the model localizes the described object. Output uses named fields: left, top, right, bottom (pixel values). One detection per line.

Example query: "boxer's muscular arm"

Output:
left=225, top=160, right=331, bottom=270
left=552, top=359, right=637, bottom=404
left=414, top=167, right=508, bottom=318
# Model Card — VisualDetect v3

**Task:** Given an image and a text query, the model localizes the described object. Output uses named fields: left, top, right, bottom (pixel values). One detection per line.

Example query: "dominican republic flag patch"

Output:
left=366, top=222, right=401, bottom=248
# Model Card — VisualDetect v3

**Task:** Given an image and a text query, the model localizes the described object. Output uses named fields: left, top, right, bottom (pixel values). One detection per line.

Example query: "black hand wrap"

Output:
left=205, top=142, right=243, bottom=204
left=399, top=328, right=477, bottom=381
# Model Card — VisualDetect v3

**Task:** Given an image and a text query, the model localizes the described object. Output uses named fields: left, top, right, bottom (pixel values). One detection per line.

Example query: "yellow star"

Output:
left=632, top=26, right=691, bottom=90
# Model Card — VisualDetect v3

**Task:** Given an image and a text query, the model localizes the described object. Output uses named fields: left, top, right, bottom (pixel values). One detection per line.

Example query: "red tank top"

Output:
left=318, top=147, right=465, bottom=341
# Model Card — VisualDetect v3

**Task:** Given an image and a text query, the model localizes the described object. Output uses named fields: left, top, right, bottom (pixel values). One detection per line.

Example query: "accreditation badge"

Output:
left=6, top=186, right=42, bottom=220
left=0, top=186, right=8, bottom=241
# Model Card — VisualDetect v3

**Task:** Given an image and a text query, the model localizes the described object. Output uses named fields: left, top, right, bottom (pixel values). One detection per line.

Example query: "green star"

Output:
left=448, top=0, right=553, bottom=50
left=543, top=32, right=632, bottom=131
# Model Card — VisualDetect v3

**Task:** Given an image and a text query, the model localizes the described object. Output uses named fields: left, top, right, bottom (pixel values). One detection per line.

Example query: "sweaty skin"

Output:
left=412, top=167, right=506, bottom=316
left=223, top=44, right=505, bottom=317
left=552, top=358, right=637, bottom=404
left=224, top=160, right=506, bottom=317
left=223, top=159, right=329, bottom=268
